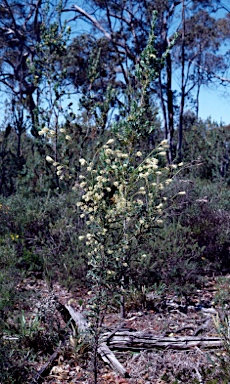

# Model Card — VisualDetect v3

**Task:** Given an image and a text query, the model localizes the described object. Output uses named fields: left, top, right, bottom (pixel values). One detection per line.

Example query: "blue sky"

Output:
left=198, top=87, right=230, bottom=125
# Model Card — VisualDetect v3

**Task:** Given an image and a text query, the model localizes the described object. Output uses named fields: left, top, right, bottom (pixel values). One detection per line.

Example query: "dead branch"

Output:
left=65, top=304, right=88, bottom=333
left=70, top=5, right=111, bottom=40
left=98, top=342, right=130, bottom=378
left=193, top=318, right=211, bottom=336
left=62, top=4, right=135, bottom=61
left=32, top=338, right=67, bottom=383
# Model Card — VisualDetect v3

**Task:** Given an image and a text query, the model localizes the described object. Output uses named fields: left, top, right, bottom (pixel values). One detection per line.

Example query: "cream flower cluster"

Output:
left=75, top=138, right=173, bottom=236
left=39, top=127, right=71, bottom=141
left=75, top=138, right=187, bottom=288
left=45, top=155, right=70, bottom=180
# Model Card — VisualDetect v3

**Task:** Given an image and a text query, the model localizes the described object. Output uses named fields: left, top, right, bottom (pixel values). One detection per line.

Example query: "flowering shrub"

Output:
left=43, top=12, right=185, bottom=322
left=74, top=138, right=174, bottom=315
left=39, top=15, right=186, bottom=381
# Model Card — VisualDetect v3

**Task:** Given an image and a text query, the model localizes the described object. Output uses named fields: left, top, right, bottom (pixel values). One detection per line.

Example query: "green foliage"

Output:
left=54, top=17, right=175, bottom=381
left=178, top=179, right=230, bottom=272
left=0, top=190, right=87, bottom=382
left=214, top=276, right=230, bottom=308
left=0, top=305, right=62, bottom=383
left=131, top=221, right=205, bottom=300
left=0, top=191, right=87, bottom=290
left=0, top=128, right=25, bottom=196
left=0, top=262, right=17, bottom=324
left=0, top=126, right=64, bottom=197
left=183, top=117, right=230, bottom=183
left=114, top=13, right=163, bottom=146
left=0, top=233, right=20, bottom=328
left=0, top=338, right=31, bottom=384
left=16, top=311, right=42, bottom=338
left=30, top=18, right=71, bottom=129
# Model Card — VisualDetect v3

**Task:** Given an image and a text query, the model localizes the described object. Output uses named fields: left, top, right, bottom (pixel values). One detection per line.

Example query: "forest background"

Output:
left=0, top=0, right=230, bottom=383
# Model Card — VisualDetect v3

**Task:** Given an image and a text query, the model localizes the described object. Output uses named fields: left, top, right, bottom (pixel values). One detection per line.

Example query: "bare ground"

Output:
left=3, top=275, right=230, bottom=384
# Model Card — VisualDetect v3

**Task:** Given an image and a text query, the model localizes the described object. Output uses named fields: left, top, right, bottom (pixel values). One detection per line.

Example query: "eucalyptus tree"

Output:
left=62, top=0, right=163, bottom=151
left=63, top=0, right=230, bottom=161
left=0, top=0, right=42, bottom=136
left=0, top=0, right=69, bottom=136
left=173, top=1, right=230, bottom=160
left=0, top=0, right=72, bottom=194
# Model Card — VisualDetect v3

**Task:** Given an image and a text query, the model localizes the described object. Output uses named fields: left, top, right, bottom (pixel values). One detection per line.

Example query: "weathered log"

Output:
left=60, top=303, right=223, bottom=351
left=56, top=302, right=223, bottom=379
left=102, top=330, right=222, bottom=350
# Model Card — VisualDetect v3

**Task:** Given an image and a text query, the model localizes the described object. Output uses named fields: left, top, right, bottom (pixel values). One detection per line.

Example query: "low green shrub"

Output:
left=130, top=221, right=205, bottom=302
left=0, top=191, right=87, bottom=290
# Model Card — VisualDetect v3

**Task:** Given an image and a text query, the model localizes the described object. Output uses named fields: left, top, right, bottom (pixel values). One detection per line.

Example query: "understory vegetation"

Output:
left=0, top=0, right=230, bottom=382
left=0, top=125, right=229, bottom=383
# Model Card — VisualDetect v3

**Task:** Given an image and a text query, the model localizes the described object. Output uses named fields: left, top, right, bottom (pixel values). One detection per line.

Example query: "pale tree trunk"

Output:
left=177, top=0, right=186, bottom=162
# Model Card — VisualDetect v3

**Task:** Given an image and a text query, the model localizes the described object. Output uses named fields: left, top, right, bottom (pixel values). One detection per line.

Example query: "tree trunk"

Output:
left=166, top=52, right=174, bottom=163
left=177, top=0, right=186, bottom=162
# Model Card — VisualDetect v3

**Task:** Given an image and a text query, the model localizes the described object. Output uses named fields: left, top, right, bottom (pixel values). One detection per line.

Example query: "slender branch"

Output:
left=191, top=61, right=230, bottom=84
left=63, top=5, right=135, bottom=61
left=71, top=4, right=111, bottom=40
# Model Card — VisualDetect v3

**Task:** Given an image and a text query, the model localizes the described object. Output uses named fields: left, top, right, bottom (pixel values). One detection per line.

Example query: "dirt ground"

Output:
left=3, top=275, right=230, bottom=383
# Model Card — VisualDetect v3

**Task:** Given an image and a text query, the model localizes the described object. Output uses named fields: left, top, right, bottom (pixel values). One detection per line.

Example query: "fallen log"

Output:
left=102, top=330, right=222, bottom=350
left=55, top=301, right=223, bottom=378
